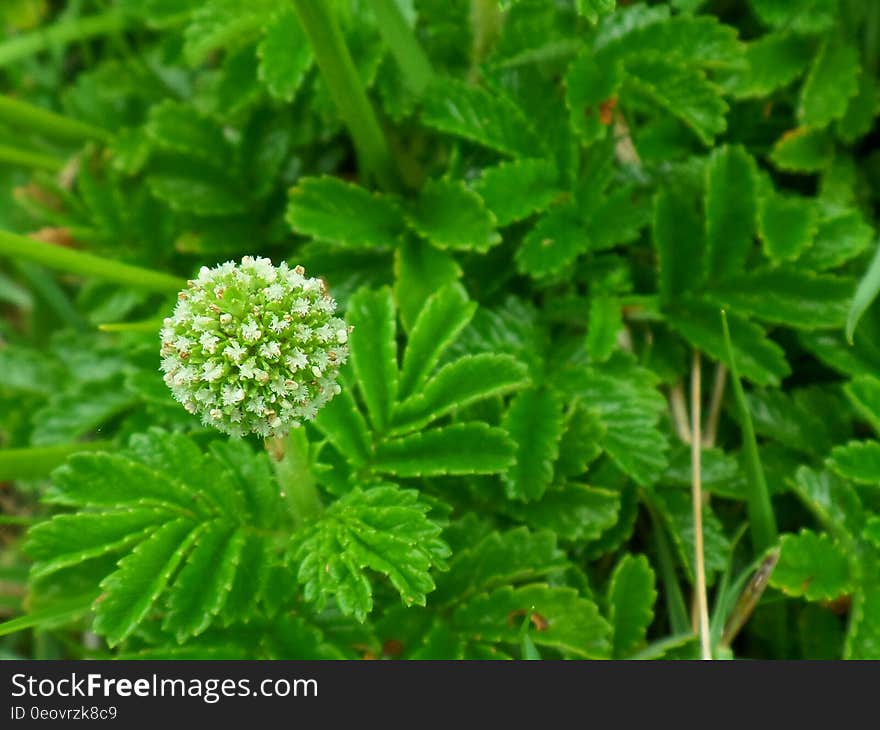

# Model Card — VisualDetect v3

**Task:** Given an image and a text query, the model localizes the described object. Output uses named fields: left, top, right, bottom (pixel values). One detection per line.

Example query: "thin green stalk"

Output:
left=721, top=310, right=778, bottom=553
left=291, top=0, right=398, bottom=190
left=0, top=440, right=112, bottom=481
left=0, top=230, right=184, bottom=292
left=0, top=10, right=132, bottom=68
left=0, top=94, right=112, bottom=144
left=268, top=429, right=323, bottom=526
left=371, top=0, right=434, bottom=94
left=0, top=143, right=64, bottom=172
left=98, top=317, right=165, bottom=333
left=644, top=490, right=690, bottom=636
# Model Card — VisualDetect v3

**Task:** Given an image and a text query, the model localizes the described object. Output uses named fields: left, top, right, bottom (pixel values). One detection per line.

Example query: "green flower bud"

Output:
left=160, top=256, right=350, bottom=438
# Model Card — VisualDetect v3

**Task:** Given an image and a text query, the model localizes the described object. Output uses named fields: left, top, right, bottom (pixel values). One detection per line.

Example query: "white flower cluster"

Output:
left=160, top=256, right=350, bottom=438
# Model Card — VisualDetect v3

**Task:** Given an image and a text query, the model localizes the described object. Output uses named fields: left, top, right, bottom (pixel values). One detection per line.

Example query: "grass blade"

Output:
left=846, top=237, right=880, bottom=343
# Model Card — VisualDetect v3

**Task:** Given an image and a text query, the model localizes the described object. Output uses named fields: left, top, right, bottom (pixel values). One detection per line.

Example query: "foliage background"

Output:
left=1, top=0, right=879, bottom=659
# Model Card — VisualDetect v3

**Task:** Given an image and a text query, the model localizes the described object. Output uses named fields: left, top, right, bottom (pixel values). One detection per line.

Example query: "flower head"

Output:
left=160, top=257, right=350, bottom=438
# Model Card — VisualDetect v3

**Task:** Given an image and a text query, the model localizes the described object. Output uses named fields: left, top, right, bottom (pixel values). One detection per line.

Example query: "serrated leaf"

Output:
left=838, top=72, right=878, bottom=143
left=290, top=485, right=449, bottom=621
left=374, top=423, right=515, bottom=477
left=286, top=176, right=405, bottom=249
left=828, top=440, right=880, bottom=485
left=759, top=192, right=818, bottom=261
left=503, top=483, right=620, bottom=542
left=607, top=553, right=656, bottom=658
left=312, top=384, right=372, bottom=467
left=799, top=40, right=860, bottom=129
left=502, top=388, right=565, bottom=501
left=771, top=128, right=834, bottom=173
left=706, top=268, right=851, bottom=330
left=183, top=0, right=270, bottom=65
left=847, top=240, right=880, bottom=344
left=472, top=158, right=560, bottom=226
left=32, top=385, right=135, bottom=445
left=802, top=209, right=873, bottom=271
left=453, top=584, right=611, bottom=658
left=257, top=8, right=312, bottom=102
left=556, top=406, right=605, bottom=479
left=654, top=189, right=705, bottom=305
left=406, top=178, right=500, bottom=253
left=749, top=0, right=836, bottom=34
left=791, top=466, right=865, bottom=538
left=222, top=533, right=270, bottom=624
left=393, top=354, right=529, bottom=434
left=586, top=296, right=622, bottom=362
left=516, top=204, right=586, bottom=278
left=26, top=508, right=170, bottom=579
left=164, top=522, right=245, bottom=642
left=394, top=238, right=463, bottom=332
left=666, top=299, right=789, bottom=386
left=846, top=573, right=880, bottom=660
left=94, top=518, right=200, bottom=647
left=347, top=287, right=398, bottom=432
left=398, top=283, right=476, bottom=400
left=720, top=32, right=812, bottom=98
left=421, top=78, right=543, bottom=157
left=566, top=52, right=621, bottom=144
left=434, top=527, right=568, bottom=604
left=145, top=101, right=233, bottom=167
left=705, top=145, right=758, bottom=280
left=845, top=376, right=880, bottom=437
left=770, top=529, right=852, bottom=601
left=576, top=0, right=615, bottom=23
left=625, top=57, right=727, bottom=145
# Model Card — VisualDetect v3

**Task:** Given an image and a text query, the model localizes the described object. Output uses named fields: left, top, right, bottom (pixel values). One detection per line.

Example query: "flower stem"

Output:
left=0, top=143, right=64, bottom=172
left=0, top=230, right=185, bottom=292
left=268, top=429, right=323, bottom=526
left=371, top=0, right=434, bottom=94
left=0, top=94, right=112, bottom=144
left=690, top=350, right=712, bottom=661
left=291, top=0, right=398, bottom=190
left=0, top=9, right=132, bottom=68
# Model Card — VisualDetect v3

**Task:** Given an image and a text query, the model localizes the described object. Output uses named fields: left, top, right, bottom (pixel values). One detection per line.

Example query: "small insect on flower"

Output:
left=160, top=256, right=351, bottom=438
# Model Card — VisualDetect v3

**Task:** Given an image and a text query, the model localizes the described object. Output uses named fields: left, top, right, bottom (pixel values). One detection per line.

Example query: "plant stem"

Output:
left=703, top=363, right=727, bottom=448
left=0, top=143, right=64, bottom=172
left=0, top=440, right=112, bottom=481
left=643, top=489, right=690, bottom=635
left=371, top=0, right=433, bottom=94
left=267, top=428, right=323, bottom=526
left=669, top=382, right=692, bottom=444
left=0, top=94, right=112, bottom=144
left=0, top=230, right=185, bottom=292
left=292, top=0, right=398, bottom=190
left=690, top=351, right=712, bottom=660
left=721, top=310, right=778, bottom=553
left=0, top=10, right=132, bottom=68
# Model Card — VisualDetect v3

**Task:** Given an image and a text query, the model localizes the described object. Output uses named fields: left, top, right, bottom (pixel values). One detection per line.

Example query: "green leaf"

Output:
left=586, top=296, right=622, bottom=362
left=453, top=584, right=611, bottom=658
left=347, top=287, right=398, bottom=432
left=802, top=209, right=873, bottom=271
left=406, top=178, right=500, bottom=253
left=94, top=518, right=200, bottom=647
left=770, top=529, right=852, bottom=601
left=503, top=483, right=621, bottom=542
left=286, top=176, right=405, bottom=249
left=421, top=77, right=543, bottom=157
left=502, top=388, right=565, bottom=501
left=607, top=553, right=656, bottom=658
left=758, top=193, right=818, bottom=261
left=163, top=522, right=245, bottom=642
left=667, top=299, right=789, bottom=386
left=846, top=239, right=880, bottom=344
left=32, top=384, right=135, bottom=445
left=26, top=508, right=170, bottom=579
left=394, top=238, right=463, bottom=332
left=290, top=485, right=449, bottom=621
left=845, top=376, right=880, bottom=437
left=828, top=440, right=880, bottom=485
left=565, top=52, right=621, bottom=144
left=846, top=576, right=880, bottom=660
left=798, top=40, right=860, bottom=129
left=555, top=406, right=605, bottom=479
left=576, top=0, right=615, bottom=23
left=312, top=384, right=372, bottom=467
left=373, top=423, right=516, bottom=477
left=771, top=128, right=834, bottom=173
left=393, top=354, right=529, bottom=433
left=183, top=0, right=269, bottom=65
left=704, top=145, right=758, bottom=280
left=721, top=32, right=812, bottom=98
left=707, top=268, right=851, bottom=330
left=472, top=158, right=560, bottom=226
left=654, top=189, right=704, bottom=305
left=838, top=72, right=878, bottom=143
left=624, top=57, right=727, bottom=145
left=516, top=204, right=585, bottom=278
left=398, top=283, right=476, bottom=400
left=434, top=527, right=569, bottom=604
left=749, top=0, right=836, bottom=33
left=257, top=7, right=312, bottom=102
left=145, top=100, right=233, bottom=168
